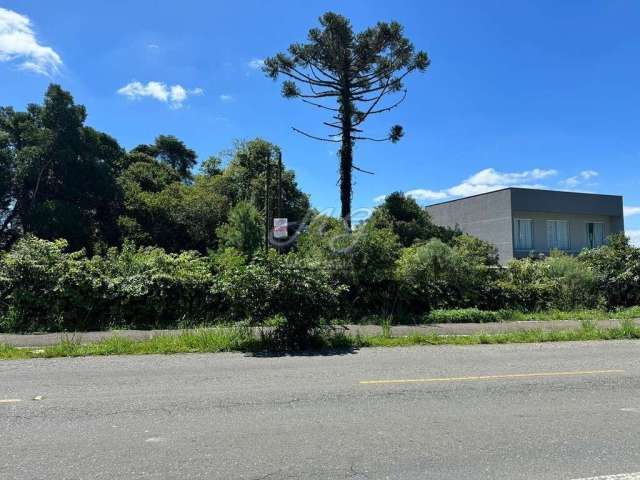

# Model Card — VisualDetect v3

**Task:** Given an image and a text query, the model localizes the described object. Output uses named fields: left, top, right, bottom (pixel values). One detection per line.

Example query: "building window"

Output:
left=514, top=219, right=533, bottom=250
left=586, top=222, right=605, bottom=248
left=547, top=220, right=570, bottom=251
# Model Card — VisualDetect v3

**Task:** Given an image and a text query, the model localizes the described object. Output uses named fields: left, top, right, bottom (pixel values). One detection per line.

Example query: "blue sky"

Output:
left=1, top=1, right=640, bottom=240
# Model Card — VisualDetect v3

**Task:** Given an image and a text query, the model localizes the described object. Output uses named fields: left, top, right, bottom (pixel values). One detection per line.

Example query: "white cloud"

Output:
left=248, top=58, right=264, bottom=69
left=405, top=189, right=449, bottom=201
left=463, top=168, right=557, bottom=187
left=373, top=167, right=559, bottom=204
left=0, top=7, right=62, bottom=76
left=443, top=168, right=556, bottom=198
left=117, top=81, right=203, bottom=109
left=624, top=206, right=640, bottom=217
left=560, top=170, right=599, bottom=188
left=219, top=94, right=234, bottom=102
left=627, top=230, right=640, bottom=247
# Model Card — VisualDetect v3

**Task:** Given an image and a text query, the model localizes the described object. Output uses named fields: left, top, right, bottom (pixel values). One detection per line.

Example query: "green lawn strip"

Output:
left=2, top=320, right=640, bottom=360
left=350, top=323, right=640, bottom=348
left=423, top=306, right=640, bottom=324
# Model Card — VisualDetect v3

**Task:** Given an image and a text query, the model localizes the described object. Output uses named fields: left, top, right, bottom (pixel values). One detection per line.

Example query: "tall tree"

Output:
left=132, top=135, right=197, bottom=181
left=264, top=12, right=429, bottom=227
left=117, top=154, right=229, bottom=252
left=0, top=85, right=124, bottom=251
left=212, top=139, right=311, bottom=226
left=368, top=191, right=459, bottom=247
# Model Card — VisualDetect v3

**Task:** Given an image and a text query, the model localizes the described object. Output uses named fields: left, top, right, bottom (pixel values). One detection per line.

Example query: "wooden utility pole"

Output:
left=276, top=151, right=282, bottom=253
left=277, top=151, right=282, bottom=220
left=264, top=156, right=271, bottom=251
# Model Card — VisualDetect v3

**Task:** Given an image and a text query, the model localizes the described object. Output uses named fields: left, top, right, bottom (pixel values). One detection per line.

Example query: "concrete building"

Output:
left=425, top=188, right=624, bottom=264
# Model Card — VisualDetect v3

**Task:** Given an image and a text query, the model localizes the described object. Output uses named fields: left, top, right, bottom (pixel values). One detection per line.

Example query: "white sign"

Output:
left=273, top=218, right=288, bottom=239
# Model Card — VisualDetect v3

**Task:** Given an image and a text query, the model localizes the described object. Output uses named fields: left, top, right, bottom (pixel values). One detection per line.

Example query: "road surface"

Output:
left=2, top=341, right=640, bottom=479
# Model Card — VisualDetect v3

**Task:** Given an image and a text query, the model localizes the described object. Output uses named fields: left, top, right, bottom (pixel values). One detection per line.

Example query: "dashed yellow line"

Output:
left=360, top=369, right=625, bottom=385
left=0, top=398, right=21, bottom=404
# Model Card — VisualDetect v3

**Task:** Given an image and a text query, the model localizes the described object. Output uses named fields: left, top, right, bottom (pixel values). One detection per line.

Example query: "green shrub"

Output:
left=97, top=243, right=220, bottom=329
left=395, top=237, right=502, bottom=313
left=213, top=250, right=346, bottom=348
left=396, top=239, right=460, bottom=312
left=424, top=308, right=513, bottom=323
left=579, top=234, right=640, bottom=308
left=0, top=236, right=83, bottom=332
left=546, top=252, right=600, bottom=309
left=297, top=218, right=402, bottom=317
left=0, top=236, right=220, bottom=332
left=498, top=252, right=600, bottom=312
left=215, top=201, right=264, bottom=258
left=498, top=258, right=554, bottom=311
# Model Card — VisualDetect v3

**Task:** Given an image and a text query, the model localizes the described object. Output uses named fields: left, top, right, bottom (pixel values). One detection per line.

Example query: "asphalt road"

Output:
left=2, top=341, right=640, bottom=480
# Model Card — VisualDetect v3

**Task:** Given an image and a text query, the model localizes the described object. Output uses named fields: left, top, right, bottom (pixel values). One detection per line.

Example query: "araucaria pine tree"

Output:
left=264, top=12, right=429, bottom=227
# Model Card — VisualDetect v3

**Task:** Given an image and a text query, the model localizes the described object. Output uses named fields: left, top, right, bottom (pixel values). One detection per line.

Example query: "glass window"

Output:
left=514, top=219, right=533, bottom=250
left=547, top=220, right=570, bottom=250
left=586, top=222, right=605, bottom=248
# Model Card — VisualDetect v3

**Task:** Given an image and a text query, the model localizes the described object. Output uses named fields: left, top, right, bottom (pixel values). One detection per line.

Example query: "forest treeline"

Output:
left=0, top=85, right=311, bottom=254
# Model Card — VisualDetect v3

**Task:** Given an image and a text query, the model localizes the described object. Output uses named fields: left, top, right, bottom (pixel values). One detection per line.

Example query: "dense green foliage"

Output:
left=0, top=86, right=309, bottom=255
left=2, top=216, right=640, bottom=338
left=396, top=237, right=502, bottom=313
left=424, top=308, right=514, bottom=323
left=0, top=85, right=123, bottom=251
left=369, top=192, right=460, bottom=246
left=215, top=250, right=346, bottom=348
left=0, top=236, right=343, bottom=346
left=578, top=234, right=640, bottom=307
left=216, top=201, right=264, bottom=258
left=0, top=236, right=219, bottom=332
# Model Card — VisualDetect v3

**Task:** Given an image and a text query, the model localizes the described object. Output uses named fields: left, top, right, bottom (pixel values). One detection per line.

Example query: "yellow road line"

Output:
left=0, top=399, right=21, bottom=404
left=360, top=369, right=625, bottom=385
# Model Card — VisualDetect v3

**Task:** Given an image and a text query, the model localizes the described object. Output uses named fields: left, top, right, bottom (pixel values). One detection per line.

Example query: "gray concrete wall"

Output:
left=425, top=189, right=514, bottom=263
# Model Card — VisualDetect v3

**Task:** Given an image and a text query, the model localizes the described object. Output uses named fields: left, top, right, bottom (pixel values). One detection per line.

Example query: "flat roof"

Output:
left=424, top=187, right=622, bottom=208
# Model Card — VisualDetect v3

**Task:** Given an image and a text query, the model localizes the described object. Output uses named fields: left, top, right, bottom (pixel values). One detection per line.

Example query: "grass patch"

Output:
left=0, top=326, right=259, bottom=360
left=1, top=320, right=640, bottom=360
left=423, top=306, right=640, bottom=324
left=353, top=319, right=640, bottom=347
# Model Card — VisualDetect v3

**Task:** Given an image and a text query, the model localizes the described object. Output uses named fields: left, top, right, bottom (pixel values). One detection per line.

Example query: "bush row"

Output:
left=0, top=237, right=343, bottom=344
left=1, top=232, right=640, bottom=337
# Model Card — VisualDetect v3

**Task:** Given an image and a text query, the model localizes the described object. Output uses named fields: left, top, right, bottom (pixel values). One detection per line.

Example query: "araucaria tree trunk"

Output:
left=339, top=77, right=354, bottom=224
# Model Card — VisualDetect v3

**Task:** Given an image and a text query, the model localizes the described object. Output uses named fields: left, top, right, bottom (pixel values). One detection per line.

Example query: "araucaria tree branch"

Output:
left=264, top=12, right=430, bottom=227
